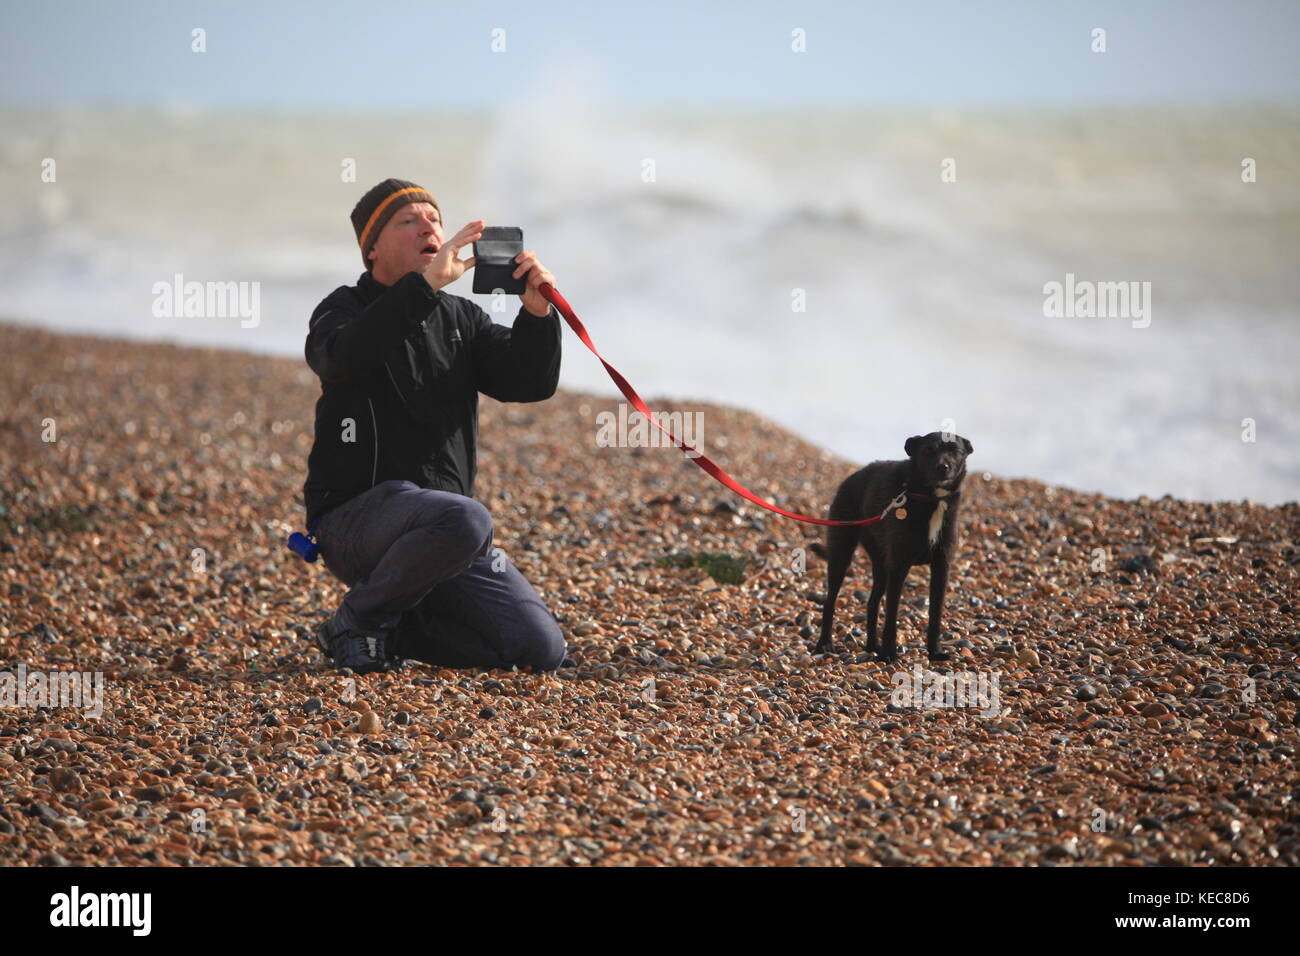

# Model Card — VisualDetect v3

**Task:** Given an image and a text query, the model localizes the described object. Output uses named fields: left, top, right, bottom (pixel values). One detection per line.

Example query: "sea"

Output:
left=2, top=101, right=1297, bottom=505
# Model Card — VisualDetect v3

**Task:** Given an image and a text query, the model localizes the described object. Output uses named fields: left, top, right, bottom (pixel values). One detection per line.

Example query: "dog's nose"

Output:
left=937, top=462, right=950, bottom=476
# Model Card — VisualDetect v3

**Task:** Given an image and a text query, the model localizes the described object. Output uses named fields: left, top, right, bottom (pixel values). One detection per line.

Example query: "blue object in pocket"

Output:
left=287, top=520, right=321, bottom=563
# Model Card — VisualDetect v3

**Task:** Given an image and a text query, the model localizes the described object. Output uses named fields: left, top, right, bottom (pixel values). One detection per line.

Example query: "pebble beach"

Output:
left=0, top=322, right=1296, bottom=867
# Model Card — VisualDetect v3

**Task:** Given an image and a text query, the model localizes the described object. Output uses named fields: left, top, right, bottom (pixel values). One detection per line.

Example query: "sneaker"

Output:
left=314, top=618, right=397, bottom=674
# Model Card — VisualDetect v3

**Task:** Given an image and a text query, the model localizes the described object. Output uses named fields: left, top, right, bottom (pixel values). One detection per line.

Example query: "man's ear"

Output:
left=904, top=436, right=923, bottom=458
left=961, top=437, right=974, bottom=456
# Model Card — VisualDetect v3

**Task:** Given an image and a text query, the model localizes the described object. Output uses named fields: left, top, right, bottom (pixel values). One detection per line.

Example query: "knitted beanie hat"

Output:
left=350, top=178, right=440, bottom=270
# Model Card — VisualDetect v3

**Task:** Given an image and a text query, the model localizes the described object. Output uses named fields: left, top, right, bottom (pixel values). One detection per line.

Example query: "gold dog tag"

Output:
left=895, top=507, right=908, bottom=520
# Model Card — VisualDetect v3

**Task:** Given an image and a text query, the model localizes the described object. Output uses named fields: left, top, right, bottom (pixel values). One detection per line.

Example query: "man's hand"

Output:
left=514, top=250, right=556, bottom=317
left=422, top=220, right=484, bottom=292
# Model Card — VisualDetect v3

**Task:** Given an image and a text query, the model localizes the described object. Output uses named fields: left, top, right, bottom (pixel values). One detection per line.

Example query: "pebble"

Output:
left=28, top=804, right=59, bottom=822
left=49, top=768, right=83, bottom=792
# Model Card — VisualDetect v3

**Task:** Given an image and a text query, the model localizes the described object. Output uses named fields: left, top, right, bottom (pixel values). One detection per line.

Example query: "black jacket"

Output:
left=302, top=270, right=561, bottom=526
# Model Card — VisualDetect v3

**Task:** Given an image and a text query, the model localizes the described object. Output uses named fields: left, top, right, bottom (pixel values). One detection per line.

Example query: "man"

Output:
left=302, top=178, right=566, bottom=674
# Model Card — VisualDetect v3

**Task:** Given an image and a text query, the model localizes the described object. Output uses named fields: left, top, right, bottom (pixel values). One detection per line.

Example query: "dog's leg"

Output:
left=865, top=558, right=886, bottom=653
left=814, top=524, right=857, bottom=653
left=926, top=556, right=951, bottom=662
left=879, top=563, right=909, bottom=663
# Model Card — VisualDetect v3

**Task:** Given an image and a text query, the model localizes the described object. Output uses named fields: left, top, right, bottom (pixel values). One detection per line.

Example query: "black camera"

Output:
left=472, top=226, right=527, bottom=295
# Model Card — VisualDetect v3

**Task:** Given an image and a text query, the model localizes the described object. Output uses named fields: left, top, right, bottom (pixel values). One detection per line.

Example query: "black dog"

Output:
left=814, top=432, right=973, bottom=662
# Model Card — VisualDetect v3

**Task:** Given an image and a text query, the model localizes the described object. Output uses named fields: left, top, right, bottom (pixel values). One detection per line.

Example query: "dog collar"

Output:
left=898, top=482, right=935, bottom=501
left=902, top=482, right=962, bottom=501
left=881, top=485, right=932, bottom=521
left=886, top=484, right=960, bottom=520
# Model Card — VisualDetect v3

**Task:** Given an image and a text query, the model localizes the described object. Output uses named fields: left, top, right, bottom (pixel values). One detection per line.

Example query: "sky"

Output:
left=1, top=0, right=1297, bottom=112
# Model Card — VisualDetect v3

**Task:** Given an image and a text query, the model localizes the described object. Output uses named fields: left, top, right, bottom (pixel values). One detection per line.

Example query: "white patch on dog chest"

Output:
left=929, top=499, right=948, bottom=547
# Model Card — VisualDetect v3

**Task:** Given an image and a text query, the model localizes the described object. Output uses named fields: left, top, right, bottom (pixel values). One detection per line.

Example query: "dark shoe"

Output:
left=314, top=618, right=397, bottom=674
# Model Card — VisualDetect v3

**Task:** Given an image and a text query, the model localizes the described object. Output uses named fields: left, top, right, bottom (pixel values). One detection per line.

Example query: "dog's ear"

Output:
left=904, top=436, right=924, bottom=458
left=961, top=437, right=973, bottom=455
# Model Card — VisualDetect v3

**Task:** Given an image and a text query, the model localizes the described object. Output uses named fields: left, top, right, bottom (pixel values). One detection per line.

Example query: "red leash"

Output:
left=539, top=283, right=927, bottom=528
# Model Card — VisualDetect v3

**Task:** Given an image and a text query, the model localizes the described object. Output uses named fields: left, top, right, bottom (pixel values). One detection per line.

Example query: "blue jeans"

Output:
left=314, top=480, right=566, bottom=671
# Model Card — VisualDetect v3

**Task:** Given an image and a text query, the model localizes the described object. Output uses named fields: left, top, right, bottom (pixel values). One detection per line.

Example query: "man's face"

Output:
left=368, top=201, right=443, bottom=282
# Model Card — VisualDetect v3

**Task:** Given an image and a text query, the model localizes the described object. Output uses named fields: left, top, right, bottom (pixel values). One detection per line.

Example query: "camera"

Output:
left=472, top=226, right=527, bottom=295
